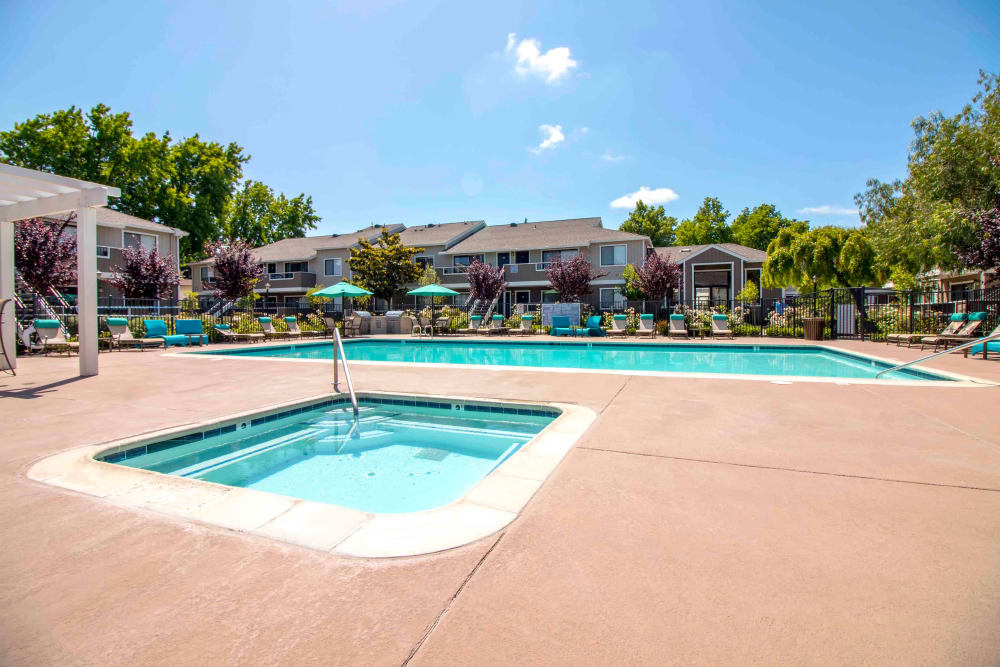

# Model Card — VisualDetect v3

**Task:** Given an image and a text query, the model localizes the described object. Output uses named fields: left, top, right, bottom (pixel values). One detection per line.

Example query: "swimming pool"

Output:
left=200, top=339, right=953, bottom=382
left=99, top=395, right=558, bottom=514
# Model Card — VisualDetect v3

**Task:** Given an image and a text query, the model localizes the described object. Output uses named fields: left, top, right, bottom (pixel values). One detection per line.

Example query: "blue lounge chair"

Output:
left=144, top=319, right=189, bottom=347
left=964, top=322, right=1000, bottom=359
left=175, top=319, right=209, bottom=345
left=550, top=315, right=575, bottom=336
left=583, top=315, right=605, bottom=337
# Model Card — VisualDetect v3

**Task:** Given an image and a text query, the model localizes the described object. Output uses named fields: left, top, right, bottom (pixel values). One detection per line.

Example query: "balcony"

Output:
left=257, top=271, right=316, bottom=290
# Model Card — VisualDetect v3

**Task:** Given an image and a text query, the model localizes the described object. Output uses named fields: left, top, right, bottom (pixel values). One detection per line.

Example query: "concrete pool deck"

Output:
left=2, top=336, right=1000, bottom=664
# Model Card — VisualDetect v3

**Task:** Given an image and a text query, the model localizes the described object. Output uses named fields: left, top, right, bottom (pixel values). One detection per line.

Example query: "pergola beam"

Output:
left=0, top=187, right=116, bottom=223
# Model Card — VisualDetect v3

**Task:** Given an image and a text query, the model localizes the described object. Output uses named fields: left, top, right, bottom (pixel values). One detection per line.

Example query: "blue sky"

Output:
left=1, top=0, right=998, bottom=233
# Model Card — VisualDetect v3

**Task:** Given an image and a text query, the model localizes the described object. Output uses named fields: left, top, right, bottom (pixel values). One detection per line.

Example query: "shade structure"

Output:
left=406, top=284, right=459, bottom=297
left=312, top=281, right=372, bottom=297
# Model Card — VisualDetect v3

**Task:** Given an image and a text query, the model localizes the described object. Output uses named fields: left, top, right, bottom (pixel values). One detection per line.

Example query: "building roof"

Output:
left=247, top=224, right=405, bottom=263
left=54, top=207, right=188, bottom=237
left=441, top=217, right=650, bottom=254
left=397, top=221, right=485, bottom=249
left=655, top=242, right=767, bottom=264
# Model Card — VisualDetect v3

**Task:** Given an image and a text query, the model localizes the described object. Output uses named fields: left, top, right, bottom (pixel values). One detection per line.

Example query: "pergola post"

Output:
left=0, top=220, right=14, bottom=371
left=76, top=207, right=98, bottom=376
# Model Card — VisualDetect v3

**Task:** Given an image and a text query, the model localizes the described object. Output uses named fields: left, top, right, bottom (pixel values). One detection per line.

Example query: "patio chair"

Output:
left=283, top=316, right=304, bottom=338
left=887, top=313, right=965, bottom=347
left=581, top=315, right=606, bottom=337
left=487, top=314, right=508, bottom=336
left=964, top=323, right=1000, bottom=360
left=107, top=318, right=164, bottom=351
left=412, top=317, right=432, bottom=337
left=144, top=319, right=189, bottom=347
left=512, top=315, right=535, bottom=336
left=920, top=312, right=986, bottom=351
left=637, top=314, right=656, bottom=338
left=434, top=317, right=452, bottom=335
left=175, top=319, right=210, bottom=346
left=710, top=314, right=733, bottom=339
left=32, top=319, right=78, bottom=355
left=549, top=315, right=575, bottom=336
left=213, top=323, right=264, bottom=344
left=667, top=314, right=688, bottom=338
left=258, top=317, right=290, bottom=340
left=458, top=315, right=483, bottom=335
left=606, top=314, right=628, bottom=337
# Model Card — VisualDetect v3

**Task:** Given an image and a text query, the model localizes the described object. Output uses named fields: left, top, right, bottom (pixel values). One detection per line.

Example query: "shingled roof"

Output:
left=397, top=221, right=485, bottom=249
left=655, top=243, right=767, bottom=264
left=53, top=208, right=188, bottom=237
left=441, top=217, right=650, bottom=254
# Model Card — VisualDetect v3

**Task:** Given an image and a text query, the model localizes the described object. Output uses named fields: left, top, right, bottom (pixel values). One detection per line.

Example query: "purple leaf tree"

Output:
left=635, top=252, right=682, bottom=301
left=14, top=217, right=77, bottom=293
left=206, top=239, right=264, bottom=301
left=545, top=255, right=607, bottom=302
left=108, top=245, right=180, bottom=298
left=465, top=259, right=507, bottom=303
left=958, top=207, right=1000, bottom=278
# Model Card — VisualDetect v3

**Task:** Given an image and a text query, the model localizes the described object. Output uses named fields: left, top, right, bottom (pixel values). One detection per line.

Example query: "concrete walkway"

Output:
left=1, top=338, right=999, bottom=664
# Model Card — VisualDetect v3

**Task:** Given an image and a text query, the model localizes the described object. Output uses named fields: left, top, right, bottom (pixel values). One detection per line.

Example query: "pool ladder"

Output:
left=332, top=327, right=360, bottom=418
left=874, top=330, right=1000, bottom=379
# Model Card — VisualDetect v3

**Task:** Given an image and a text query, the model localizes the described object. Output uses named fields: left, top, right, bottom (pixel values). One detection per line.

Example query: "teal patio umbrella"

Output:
left=312, top=281, right=373, bottom=318
left=406, top=284, right=459, bottom=327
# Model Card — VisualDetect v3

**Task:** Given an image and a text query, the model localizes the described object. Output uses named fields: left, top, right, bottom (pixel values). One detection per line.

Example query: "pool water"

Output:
left=203, top=339, right=952, bottom=382
left=101, top=398, right=557, bottom=513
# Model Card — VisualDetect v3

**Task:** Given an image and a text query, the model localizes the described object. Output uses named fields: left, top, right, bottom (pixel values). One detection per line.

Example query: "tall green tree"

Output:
left=222, top=180, right=319, bottom=247
left=347, top=229, right=424, bottom=306
left=855, top=71, right=1000, bottom=274
left=675, top=197, right=731, bottom=245
left=729, top=203, right=808, bottom=250
left=619, top=200, right=678, bottom=246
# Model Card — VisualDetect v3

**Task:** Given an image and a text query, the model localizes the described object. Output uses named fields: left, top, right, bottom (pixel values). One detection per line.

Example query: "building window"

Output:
left=453, top=255, right=484, bottom=268
left=515, top=250, right=529, bottom=264
left=541, top=249, right=578, bottom=263
left=542, top=291, right=559, bottom=304
left=415, top=256, right=434, bottom=269
left=96, top=246, right=110, bottom=258
left=950, top=281, right=974, bottom=301
left=265, top=263, right=277, bottom=274
left=600, top=245, right=627, bottom=266
left=284, top=261, right=308, bottom=273
left=600, top=288, right=627, bottom=309
left=324, top=258, right=342, bottom=276
left=123, top=231, right=156, bottom=251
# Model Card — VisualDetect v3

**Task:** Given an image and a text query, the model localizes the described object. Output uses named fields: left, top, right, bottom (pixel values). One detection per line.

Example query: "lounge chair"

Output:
left=920, top=312, right=986, bottom=351
left=458, top=315, right=484, bottom=335
left=667, top=314, right=687, bottom=338
left=606, top=314, right=628, bottom=337
left=710, top=314, right=733, bottom=339
left=283, top=316, right=304, bottom=338
left=213, top=323, right=264, bottom=344
left=512, top=315, right=535, bottom=335
left=549, top=315, right=575, bottom=337
left=637, top=313, right=656, bottom=338
left=582, top=315, right=606, bottom=337
left=487, top=314, right=508, bottom=336
left=176, top=319, right=210, bottom=346
left=964, top=323, right=1000, bottom=360
left=32, top=319, right=78, bottom=355
left=144, top=319, right=189, bottom=347
left=107, top=318, right=164, bottom=351
left=888, top=313, right=965, bottom=347
left=258, top=317, right=290, bottom=340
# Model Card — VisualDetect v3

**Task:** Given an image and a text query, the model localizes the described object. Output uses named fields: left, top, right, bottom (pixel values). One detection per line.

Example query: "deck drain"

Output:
left=414, top=447, right=451, bottom=461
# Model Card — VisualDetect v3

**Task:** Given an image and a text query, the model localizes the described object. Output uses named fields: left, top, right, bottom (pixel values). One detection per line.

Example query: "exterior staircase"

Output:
left=14, top=270, right=69, bottom=339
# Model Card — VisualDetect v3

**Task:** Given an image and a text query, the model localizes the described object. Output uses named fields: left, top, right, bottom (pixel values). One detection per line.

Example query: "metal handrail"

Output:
left=875, top=331, right=1000, bottom=378
left=332, top=327, right=359, bottom=418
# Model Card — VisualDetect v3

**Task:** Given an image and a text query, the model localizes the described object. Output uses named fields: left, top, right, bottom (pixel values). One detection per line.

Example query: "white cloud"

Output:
left=798, top=205, right=859, bottom=216
left=601, top=151, right=626, bottom=163
left=610, top=186, right=679, bottom=209
left=528, top=124, right=565, bottom=154
left=506, top=33, right=578, bottom=84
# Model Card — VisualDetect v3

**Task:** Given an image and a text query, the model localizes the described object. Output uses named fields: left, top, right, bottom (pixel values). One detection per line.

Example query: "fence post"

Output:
left=858, top=286, right=866, bottom=342
left=908, top=290, right=915, bottom=335
left=828, top=289, right=836, bottom=340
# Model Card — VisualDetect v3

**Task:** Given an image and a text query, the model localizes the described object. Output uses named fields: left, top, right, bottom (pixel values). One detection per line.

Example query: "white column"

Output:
left=76, top=207, right=98, bottom=376
left=0, top=221, right=15, bottom=371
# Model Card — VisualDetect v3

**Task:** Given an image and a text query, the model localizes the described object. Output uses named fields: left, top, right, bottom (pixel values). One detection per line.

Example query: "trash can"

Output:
left=803, top=317, right=824, bottom=341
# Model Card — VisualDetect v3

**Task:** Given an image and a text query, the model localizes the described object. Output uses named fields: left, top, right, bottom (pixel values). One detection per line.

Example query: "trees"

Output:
left=545, top=255, right=607, bottom=302
left=14, top=217, right=76, bottom=293
left=0, top=104, right=319, bottom=261
left=763, top=226, right=882, bottom=292
left=619, top=263, right=645, bottom=300
left=730, top=203, right=808, bottom=251
left=675, top=197, right=731, bottom=245
left=465, top=260, right=507, bottom=304
left=108, top=246, right=180, bottom=298
left=222, top=180, right=319, bottom=247
left=347, top=229, right=424, bottom=306
left=855, top=72, right=1000, bottom=274
left=634, top=252, right=682, bottom=301
left=958, top=207, right=1000, bottom=278
left=619, top=200, right=678, bottom=246
left=207, top=239, right=264, bottom=301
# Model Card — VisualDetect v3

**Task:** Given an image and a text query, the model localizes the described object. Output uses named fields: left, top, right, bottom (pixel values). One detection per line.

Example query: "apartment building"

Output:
left=655, top=242, right=781, bottom=304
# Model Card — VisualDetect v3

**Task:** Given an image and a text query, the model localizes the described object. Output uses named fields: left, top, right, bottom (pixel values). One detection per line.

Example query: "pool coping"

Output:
left=26, top=392, right=596, bottom=558
left=171, top=339, right=995, bottom=387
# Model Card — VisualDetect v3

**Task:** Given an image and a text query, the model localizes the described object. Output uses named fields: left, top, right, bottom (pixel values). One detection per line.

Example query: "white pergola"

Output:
left=0, top=163, right=121, bottom=377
